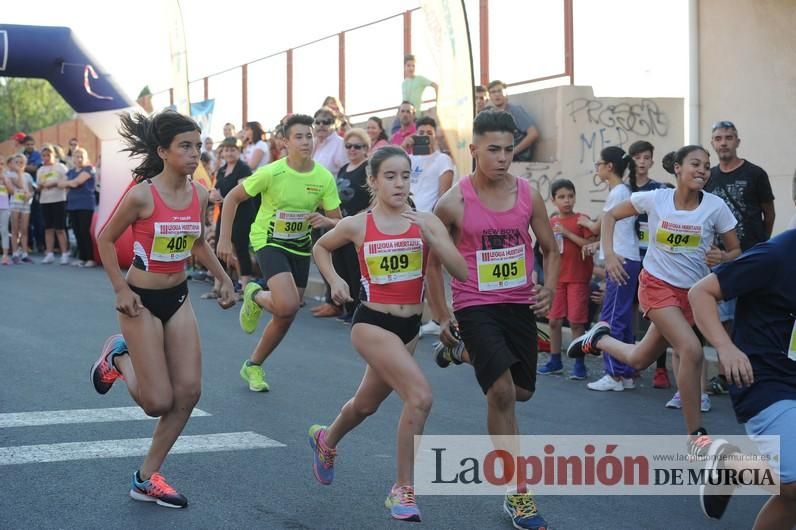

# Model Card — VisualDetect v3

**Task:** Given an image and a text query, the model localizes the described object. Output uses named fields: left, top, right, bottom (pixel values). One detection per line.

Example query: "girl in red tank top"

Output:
left=308, top=147, right=467, bottom=522
left=92, top=110, right=236, bottom=508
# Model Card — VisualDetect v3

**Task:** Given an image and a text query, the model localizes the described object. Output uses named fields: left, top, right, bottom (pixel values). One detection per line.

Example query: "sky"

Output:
left=4, top=0, right=688, bottom=138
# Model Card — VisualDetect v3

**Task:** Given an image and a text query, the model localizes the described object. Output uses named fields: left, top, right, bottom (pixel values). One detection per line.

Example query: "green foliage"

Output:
left=0, top=78, right=75, bottom=140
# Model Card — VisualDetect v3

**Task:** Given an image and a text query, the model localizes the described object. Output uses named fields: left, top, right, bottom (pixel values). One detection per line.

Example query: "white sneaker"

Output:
left=587, top=374, right=624, bottom=392
left=82, top=260, right=97, bottom=268
left=71, top=260, right=84, bottom=267
left=701, top=393, right=712, bottom=413
left=41, top=252, right=55, bottom=264
left=666, top=391, right=682, bottom=409
left=59, top=254, right=70, bottom=265
left=419, top=321, right=441, bottom=337
left=622, top=377, right=636, bottom=390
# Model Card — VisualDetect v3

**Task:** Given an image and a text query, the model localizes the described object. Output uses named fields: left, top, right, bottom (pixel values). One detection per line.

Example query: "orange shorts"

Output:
left=637, top=269, right=695, bottom=326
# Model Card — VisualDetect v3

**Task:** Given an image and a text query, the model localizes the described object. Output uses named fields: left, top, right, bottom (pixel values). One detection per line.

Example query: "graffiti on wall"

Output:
left=566, top=98, right=670, bottom=164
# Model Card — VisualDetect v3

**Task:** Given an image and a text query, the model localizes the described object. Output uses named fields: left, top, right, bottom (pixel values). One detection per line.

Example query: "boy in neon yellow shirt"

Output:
left=218, top=114, right=341, bottom=391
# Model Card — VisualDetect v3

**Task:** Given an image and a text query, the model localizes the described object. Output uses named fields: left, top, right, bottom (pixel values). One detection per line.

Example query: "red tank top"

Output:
left=357, top=211, right=427, bottom=305
left=132, top=181, right=202, bottom=274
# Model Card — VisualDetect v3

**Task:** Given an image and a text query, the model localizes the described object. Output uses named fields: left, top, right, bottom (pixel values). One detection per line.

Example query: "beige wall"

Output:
left=509, top=86, right=684, bottom=220
left=699, top=0, right=796, bottom=234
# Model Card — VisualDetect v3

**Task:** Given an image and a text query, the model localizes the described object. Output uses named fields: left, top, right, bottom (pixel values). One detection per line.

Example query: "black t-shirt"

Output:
left=336, top=162, right=370, bottom=217
left=215, top=160, right=256, bottom=225
left=704, top=160, right=774, bottom=251
left=715, top=229, right=796, bottom=423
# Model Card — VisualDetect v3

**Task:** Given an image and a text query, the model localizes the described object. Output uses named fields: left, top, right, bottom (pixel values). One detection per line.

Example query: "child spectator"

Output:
left=538, top=179, right=595, bottom=379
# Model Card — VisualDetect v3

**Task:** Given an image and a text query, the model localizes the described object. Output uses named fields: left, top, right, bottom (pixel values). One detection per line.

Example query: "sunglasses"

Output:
left=345, top=143, right=366, bottom=150
left=314, top=119, right=334, bottom=126
left=711, top=120, right=736, bottom=131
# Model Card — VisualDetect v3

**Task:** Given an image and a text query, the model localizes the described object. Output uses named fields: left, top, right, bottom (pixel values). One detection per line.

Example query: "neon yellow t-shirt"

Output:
left=243, top=158, right=341, bottom=255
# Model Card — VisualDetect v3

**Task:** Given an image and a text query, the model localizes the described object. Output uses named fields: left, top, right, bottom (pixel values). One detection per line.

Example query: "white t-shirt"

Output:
left=409, top=151, right=455, bottom=212
left=631, top=188, right=737, bottom=288
left=599, top=184, right=640, bottom=262
left=244, top=140, right=270, bottom=170
left=312, top=134, right=347, bottom=176
left=37, top=163, right=68, bottom=204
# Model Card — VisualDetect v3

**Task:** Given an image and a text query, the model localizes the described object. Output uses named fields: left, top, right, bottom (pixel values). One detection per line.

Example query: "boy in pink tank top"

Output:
left=427, top=111, right=560, bottom=530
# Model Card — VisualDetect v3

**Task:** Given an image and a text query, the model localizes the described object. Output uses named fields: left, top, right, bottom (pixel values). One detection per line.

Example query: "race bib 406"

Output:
left=151, top=222, right=201, bottom=261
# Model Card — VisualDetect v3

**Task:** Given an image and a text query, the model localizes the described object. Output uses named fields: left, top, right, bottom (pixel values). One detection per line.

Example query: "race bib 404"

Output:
left=364, top=238, right=423, bottom=284
left=272, top=210, right=309, bottom=240
left=151, top=221, right=201, bottom=262
left=476, top=244, right=527, bottom=292
left=655, top=220, right=702, bottom=253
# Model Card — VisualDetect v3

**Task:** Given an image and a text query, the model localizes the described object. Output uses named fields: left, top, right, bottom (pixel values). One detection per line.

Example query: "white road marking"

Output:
left=0, top=407, right=210, bottom=428
left=0, top=431, right=285, bottom=465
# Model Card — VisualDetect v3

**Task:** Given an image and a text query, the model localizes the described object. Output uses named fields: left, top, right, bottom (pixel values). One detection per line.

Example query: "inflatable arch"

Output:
left=1, top=24, right=140, bottom=266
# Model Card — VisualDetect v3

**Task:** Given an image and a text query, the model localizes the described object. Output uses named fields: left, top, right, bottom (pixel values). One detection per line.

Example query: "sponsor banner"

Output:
left=414, top=435, right=779, bottom=495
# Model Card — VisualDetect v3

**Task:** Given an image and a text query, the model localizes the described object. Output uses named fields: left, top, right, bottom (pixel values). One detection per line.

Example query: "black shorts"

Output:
left=255, top=245, right=310, bottom=288
left=41, top=201, right=67, bottom=230
left=454, top=303, right=538, bottom=395
left=129, top=281, right=189, bottom=324
left=352, top=304, right=421, bottom=345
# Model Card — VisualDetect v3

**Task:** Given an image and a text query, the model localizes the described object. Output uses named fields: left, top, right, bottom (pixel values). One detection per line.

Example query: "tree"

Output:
left=0, top=78, right=75, bottom=140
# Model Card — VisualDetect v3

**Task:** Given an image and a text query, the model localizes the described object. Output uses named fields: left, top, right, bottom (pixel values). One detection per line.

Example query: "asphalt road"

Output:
left=0, top=261, right=760, bottom=529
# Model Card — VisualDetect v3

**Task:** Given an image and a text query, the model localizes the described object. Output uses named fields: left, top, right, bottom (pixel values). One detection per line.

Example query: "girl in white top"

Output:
left=0, top=158, right=11, bottom=265
left=569, top=145, right=740, bottom=441
left=8, top=154, right=35, bottom=263
left=36, top=145, right=70, bottom=264
left=242, top=121, right=270, bottom=170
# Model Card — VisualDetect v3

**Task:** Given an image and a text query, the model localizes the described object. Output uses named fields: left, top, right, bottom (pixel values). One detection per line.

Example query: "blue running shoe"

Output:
left=504, top=491, right=547, bottom=529
left=308, top=424, right=336, bottom=485
left=537, top=356, right=563, bottom=375
left=385, top=484, right=421, bottom=522
left=129, top=471, right=187, bottom=509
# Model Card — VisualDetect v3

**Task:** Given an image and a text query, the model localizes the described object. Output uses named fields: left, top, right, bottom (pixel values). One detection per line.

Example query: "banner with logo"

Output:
left=420, top=0, right=475, bottom=179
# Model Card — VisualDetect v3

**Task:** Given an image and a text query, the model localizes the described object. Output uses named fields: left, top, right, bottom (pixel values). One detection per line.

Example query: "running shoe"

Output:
left=239, top=282, right=263, bottom=334
left=41, top=252, right=54, bottom=264
left=665, top=391, right=682, bottom=409
left=687, top=428, right=729, bottom=463
left=433, top=340, right=464, bottom=368
left=652, top=367, right=671, bottom=389
left=699, top=438, right=739, bottom=519
left=384, top=484, right=421, bottom=522
left=587, top=374, right=624, bottom=392
left=90, top=334, right=127, bottom=394
left=701, top=393, right=712, bottom=413
left=418, top=320, right=441, bottom=337
left=308, top=424, right=336, bottom=485
left=566, top=321, right=611, bottom=358
left=129, top=471, right=188, bottom=509
left=1, top=255, right=9, bottom=265
left=504, top=490, right=548, bottom=529
left=537, top=356, right=563, bottom=375
left=21, top=254, right=32, bottom=263
left=622, top=377, right=636, bottom=390
left=708, top=375, right=730, bottom=395
left=240, top=360, right=269, bottom=392
left=59, top=253, right=70, bottom=265
left=568, top=359, right=587, bottom=380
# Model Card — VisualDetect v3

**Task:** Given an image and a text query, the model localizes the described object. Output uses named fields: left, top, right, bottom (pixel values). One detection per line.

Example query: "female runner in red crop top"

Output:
left=308, top=146, right=468, bottom=522
left=91, top=110, right=235, bottom=508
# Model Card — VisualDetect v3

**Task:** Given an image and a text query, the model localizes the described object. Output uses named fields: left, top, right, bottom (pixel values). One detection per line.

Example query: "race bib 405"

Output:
left=476, top=244, right=527, bottom=292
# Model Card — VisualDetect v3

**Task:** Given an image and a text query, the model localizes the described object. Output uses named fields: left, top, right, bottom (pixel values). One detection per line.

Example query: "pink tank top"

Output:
left=452, top=175, right=535, bottom=311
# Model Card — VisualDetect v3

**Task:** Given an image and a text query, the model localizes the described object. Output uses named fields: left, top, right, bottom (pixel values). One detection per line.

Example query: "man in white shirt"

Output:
left=403, top=116, right=455, bottom=213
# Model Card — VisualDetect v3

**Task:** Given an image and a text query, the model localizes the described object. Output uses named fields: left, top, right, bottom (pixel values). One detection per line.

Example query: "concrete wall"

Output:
left=509, top=86, right=684, bottom=219
left=699, top=0, right=796, bottom=234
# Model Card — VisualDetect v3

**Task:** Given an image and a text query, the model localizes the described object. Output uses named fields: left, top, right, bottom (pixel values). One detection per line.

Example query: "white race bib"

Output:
left=272, top=210, right=309, bottom=240
left=364, top=238, right=423, bottom=284
left=151, top=221, right=201, bottom=262
left=476, top=244, right=527, bottom=292
left=655, top=220, right=702, bottom=253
